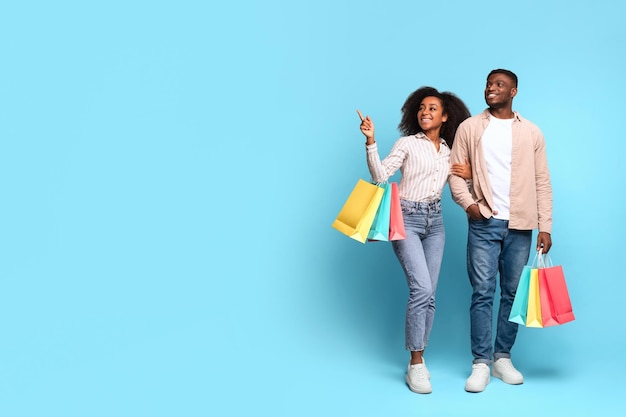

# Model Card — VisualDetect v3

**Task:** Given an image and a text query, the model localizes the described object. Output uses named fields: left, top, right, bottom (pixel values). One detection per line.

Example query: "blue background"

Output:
left=1, top=1, right=623, bottom=416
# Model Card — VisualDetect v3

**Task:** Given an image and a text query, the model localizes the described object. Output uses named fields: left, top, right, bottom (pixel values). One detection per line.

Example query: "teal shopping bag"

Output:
left=508, top=265, right=532, bottom=325
left=367, top=183, right=392, bottom=241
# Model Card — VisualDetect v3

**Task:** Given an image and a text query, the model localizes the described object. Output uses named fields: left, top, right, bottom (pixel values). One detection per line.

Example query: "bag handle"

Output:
left=540, top=251, right=553, bottom=268
left=536, top=248, right=555, bottom=269
left=530, top=248, right=542, bottom=267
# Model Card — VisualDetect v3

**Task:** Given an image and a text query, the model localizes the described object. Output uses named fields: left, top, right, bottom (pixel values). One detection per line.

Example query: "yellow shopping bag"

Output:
left=332, top=179, right=384, bottom=243
left=526, top=267, right=544, bottom=328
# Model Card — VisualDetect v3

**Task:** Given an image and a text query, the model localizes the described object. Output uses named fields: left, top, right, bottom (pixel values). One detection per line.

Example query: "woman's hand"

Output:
left=357, top=109, right=375, bottom=144
left=451, top=158, right=472, bottom=180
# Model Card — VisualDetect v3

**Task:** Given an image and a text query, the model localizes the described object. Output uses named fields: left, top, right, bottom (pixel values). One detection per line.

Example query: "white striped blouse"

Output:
left=365, top=132, right=451, bottom=202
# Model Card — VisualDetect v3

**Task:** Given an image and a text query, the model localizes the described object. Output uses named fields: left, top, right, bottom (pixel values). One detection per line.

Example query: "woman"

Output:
left=357, top=86, right=471, bottom=394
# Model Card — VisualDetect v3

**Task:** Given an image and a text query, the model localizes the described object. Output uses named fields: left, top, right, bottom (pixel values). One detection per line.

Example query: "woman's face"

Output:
left=417, top=96, right=447, bottom=132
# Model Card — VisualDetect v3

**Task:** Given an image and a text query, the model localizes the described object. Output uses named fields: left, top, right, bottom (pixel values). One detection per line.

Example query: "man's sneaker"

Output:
left=412, top=358, right=430, bottom=379
left=406, top=363, right=432, bottom=394
left=465, top=363, right=490, bottom=393
left=492, top=358, right=524, bottom=384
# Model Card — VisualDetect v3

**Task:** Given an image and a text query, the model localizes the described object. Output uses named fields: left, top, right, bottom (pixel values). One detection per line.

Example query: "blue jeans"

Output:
left=391, top=200, right=445, bottom=352
left=467, top=217, right=532, bottom=365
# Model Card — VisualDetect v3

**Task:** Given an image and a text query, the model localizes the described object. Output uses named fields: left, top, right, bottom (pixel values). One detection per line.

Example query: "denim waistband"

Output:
left=400, top=199, right=441, bottom=210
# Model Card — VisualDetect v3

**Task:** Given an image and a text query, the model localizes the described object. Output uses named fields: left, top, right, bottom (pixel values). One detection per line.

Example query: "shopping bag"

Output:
left=509, top=251, right=540, bottom=325
left=332, top=179, right=385, bottom=243
left=508, top=265, right=532, bottom=325
left=367, top=183, right=392, bottom=241
left=388, top=182, right=406, bottom=241
left=526, top=267, right=543, bottom=328
left=538, top=254, right=575, bottom=326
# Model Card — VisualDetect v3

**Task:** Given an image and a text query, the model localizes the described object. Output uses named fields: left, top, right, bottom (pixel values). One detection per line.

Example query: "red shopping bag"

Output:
left=388, top=182, right=406, bottom=241
left=538, top=254, right=575, bottom=326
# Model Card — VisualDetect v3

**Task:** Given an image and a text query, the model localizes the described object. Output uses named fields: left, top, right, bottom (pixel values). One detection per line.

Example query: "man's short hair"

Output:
left=488, top=69, right=518, bottom=87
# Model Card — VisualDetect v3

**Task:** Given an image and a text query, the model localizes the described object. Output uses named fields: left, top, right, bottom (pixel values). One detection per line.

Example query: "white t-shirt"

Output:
left=481, top=116, right=514, bottom=220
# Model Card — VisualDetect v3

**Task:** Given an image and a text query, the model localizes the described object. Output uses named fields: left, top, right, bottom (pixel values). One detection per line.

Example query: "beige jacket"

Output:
left=449, top=110, right=553, bottom=233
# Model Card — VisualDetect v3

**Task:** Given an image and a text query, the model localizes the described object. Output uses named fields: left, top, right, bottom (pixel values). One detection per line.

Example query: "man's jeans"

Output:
left=392, top=200, right=444, bottom=352
left=467, top=217, right=531, bottom=364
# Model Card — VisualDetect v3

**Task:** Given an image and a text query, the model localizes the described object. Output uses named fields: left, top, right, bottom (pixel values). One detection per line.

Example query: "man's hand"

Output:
left=466, top=203, right=483, bottom=221
left=537, top=232, right=552, bottom=254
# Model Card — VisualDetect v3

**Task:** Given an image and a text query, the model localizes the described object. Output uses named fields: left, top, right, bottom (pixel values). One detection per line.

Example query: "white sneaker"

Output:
left=465, top=363, right=490, bottom=393
left=492, top=358, right=524, bottom=384
left=406, top=363, right=432, bottom=394
left=411, top=358, right=430, bottom=379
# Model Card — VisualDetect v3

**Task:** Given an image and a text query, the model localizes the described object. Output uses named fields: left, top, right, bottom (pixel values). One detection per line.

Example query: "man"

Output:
left=449, top=69, right=553, bottom=393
